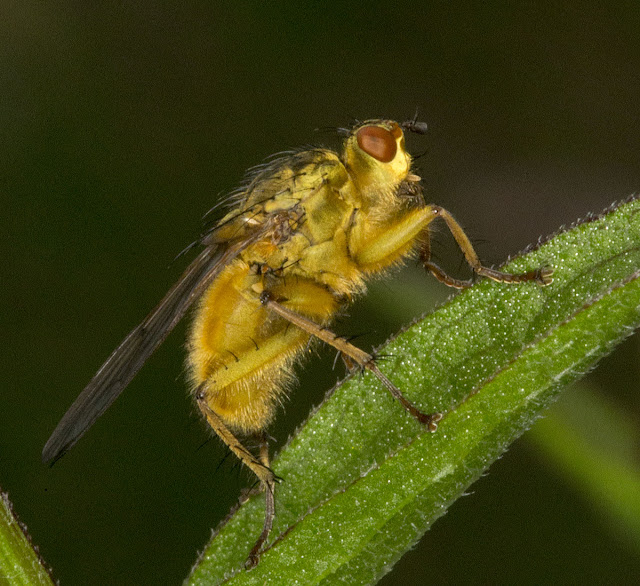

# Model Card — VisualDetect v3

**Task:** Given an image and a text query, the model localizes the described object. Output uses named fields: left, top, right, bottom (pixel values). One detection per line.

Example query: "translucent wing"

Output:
left=42, top=235, right=261, bottom=464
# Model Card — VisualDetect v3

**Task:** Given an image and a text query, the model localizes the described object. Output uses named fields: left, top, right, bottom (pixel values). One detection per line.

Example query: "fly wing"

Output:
left=42, top=236, right=258, bottom=464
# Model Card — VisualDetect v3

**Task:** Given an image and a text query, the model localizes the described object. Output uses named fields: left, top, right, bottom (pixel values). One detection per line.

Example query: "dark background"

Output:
left=2, top=3, right=639, bottom=584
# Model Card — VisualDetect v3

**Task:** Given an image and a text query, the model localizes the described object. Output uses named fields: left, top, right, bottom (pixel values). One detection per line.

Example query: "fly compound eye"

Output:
left=356, top=125, right=398, bottom=163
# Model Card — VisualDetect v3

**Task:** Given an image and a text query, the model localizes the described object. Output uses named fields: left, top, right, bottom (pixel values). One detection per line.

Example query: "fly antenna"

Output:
left=401, top=108, right=428, bottom=135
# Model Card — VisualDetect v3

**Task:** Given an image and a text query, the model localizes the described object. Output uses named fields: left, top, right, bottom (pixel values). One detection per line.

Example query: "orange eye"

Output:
left=356, top=126, right=397, bottom=163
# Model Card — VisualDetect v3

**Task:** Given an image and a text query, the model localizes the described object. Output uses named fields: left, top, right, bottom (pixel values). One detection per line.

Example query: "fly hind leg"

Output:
left=245, top=431, right=275, bottom=568
left=195, top=388, right=277, bottom=569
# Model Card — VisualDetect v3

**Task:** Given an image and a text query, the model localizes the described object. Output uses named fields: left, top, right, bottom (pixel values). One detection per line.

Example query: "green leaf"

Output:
left=187, top=196, right=640, bottom=585
left=0, top=491, right=54, bottom=586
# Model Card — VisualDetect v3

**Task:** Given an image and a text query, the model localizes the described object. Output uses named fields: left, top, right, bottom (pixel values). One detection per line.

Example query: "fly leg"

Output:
left=419, top=230, right=476, bottom=289
left=421, top=205, right=553, bottom=288
left=245, top=431, right=275, bottom=568
left=195, top=388, right=277, bottom=569
left=260, top=292, right=442, bottom=431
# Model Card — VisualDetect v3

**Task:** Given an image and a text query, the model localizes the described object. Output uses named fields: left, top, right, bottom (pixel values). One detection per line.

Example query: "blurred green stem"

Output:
left=528, top=382, right=640, bottom=551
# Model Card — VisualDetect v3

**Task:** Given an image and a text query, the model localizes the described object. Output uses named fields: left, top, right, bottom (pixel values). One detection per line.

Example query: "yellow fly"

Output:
left=43, top=119, right=552, bottom=567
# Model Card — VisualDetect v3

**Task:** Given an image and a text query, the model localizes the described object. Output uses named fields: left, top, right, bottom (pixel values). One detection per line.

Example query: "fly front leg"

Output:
left=419, top=228, right=476, bottom=289
left=195, top=389, right=277, bottom=569
left=422, top=205, right=553, bottom=287
left=260, top=291, right=442, bottom=432
left=351, top=204, right=551, bottom=288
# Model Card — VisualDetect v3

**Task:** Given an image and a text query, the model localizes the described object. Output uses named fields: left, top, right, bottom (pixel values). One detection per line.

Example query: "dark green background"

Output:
left=2, top=3, right=639, bottom=584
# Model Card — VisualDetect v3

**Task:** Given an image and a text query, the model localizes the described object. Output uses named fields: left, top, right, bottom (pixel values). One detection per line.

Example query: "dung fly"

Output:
left=43, top=119, right=552, bottom=567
